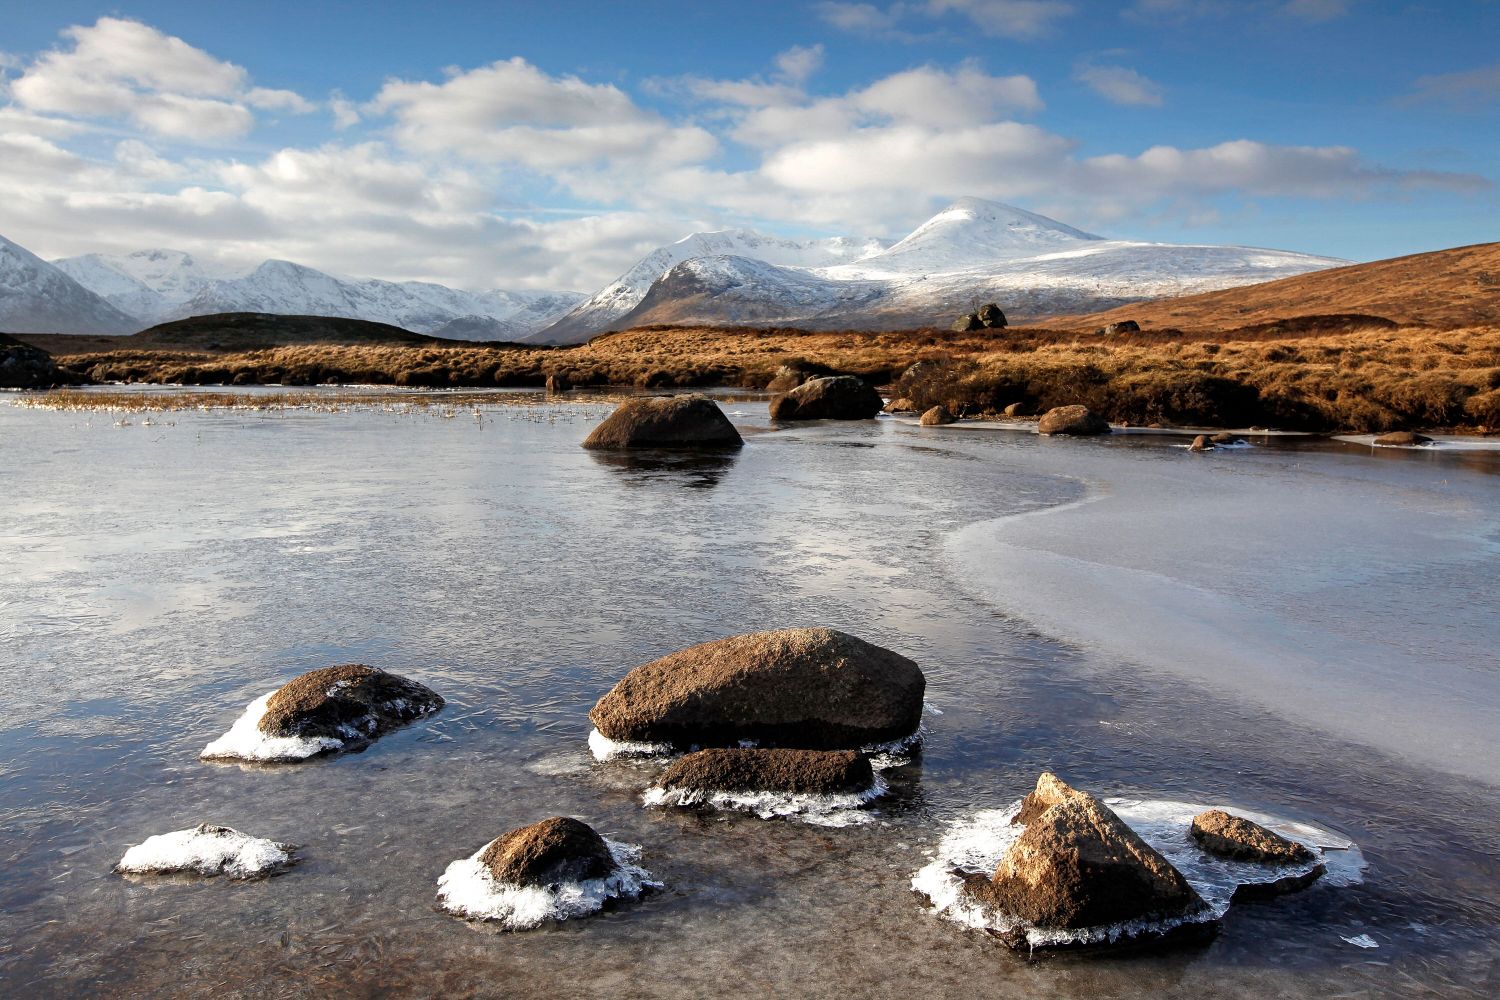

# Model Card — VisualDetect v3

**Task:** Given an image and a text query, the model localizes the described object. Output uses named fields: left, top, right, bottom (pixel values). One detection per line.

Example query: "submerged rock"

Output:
left=202, top=664, right=443, bottom=762
left=969, top=774, right=1203, bottom=932
left=582, top=395, right=743, bottom=450
left=479, top=817, right=618, bottom=888
left=920, top=405, right=956, bottom=426
left=1038, top=405, right=1110, bottom=436
left=1189, top=434, right=1213, bottom=452
left=769, top=376, right=883, bottom=421
left=590, top=627, right=925, bottom=750
left=1373, top=430, right=1432, bottom=447
left=116, top=823, right=296, bottom=879
left=655, top=748, right=876, bottom=795
left=1190, top=809, right=1314, bottom=865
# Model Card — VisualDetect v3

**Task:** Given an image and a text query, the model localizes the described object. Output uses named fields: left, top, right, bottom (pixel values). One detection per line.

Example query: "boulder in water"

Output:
left=920, top=405, right=956, bottom=426
left=115, top=823, right=297, bottom=879
left=1373, top=430, right=1432, bottom=447
left=582, top=395, right=743, bottom=450
left=479, top=817, right=618, bottom=887
left=1189, top=434, right=1213, bottom=452
left=1190, top=809, right=1313, bottom=864
left=769, top=376, right=883, bottom=421
left=1210, top=432, right=1242, bottom=445
left=1038, top=405, right=1110, bottom=436
left=969, top=774, right=1204, bottom=932
left=654, top=748, right=876, bottom=795
left=590, top=627, right=925, bottom=750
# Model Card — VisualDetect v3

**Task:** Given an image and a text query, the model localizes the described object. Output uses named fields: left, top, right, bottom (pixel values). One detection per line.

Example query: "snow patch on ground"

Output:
left=116, top=824, right=295, bottom=879
left=436, top=838, right=657, bottom=929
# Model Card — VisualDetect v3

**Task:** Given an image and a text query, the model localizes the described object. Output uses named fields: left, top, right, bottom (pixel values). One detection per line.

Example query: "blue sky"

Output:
left=1, top=1, right=1495, bottom=291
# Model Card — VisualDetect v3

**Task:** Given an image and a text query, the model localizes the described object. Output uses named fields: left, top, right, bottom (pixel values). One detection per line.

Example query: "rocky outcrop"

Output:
left=1373, top=430, right=1432, bottom=447
left=1038, top=405, right=1110, bottom=436
left=655, top=747, right=875, bottom=795
left=582, top=395, right=743, bottom=450
left=920, top=405, right=956, bottom=426
left=769, top=376, right=883, bottom=421
left=259, top=664, right=444, bottom=743
left=1190, top=810, right=1313, bottom=864
left=1003, top=402, right=1030, bottom=417
left=951, top=303, right=1007, bottom=332
left=0, top=334, right=62, bottom=388
left=1189, top=434, right=1213, bottom=452
left=883, top=397, right=918, bottom=413
left=590, top=627, right=925, bottom=750
left=479, top=817, right=618, bottom=887
left=968, top=773, right=1203, bottom=931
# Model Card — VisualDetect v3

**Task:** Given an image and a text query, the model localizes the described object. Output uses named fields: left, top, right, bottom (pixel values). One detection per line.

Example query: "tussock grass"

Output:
left=42, top=322, right=1500, bottom=432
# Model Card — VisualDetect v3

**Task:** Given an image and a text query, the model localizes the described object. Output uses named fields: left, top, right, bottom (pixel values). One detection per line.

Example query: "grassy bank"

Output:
left=41, top=322, right=1500, bottom=433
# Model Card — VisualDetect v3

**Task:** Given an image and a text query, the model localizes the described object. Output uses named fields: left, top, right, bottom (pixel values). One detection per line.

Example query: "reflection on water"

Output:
left=586, top=449, right=740, bottom=490
left=0, top=390, right=1498, bottom=998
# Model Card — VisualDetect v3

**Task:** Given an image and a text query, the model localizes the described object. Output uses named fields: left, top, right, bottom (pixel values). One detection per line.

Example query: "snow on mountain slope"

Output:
left=0, top=235, right=140, bottom=334
left=52, top=250, right=585, bottom=339
left=534, top=229, right=886, bottom=343
left=597, top=198, right=1348, bottom=335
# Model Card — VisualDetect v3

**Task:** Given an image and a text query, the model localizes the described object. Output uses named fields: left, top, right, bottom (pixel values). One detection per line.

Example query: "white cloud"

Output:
left=371, top=57, right=717, bottom=169
left=329, top=91, right=361, bottom=128
left=1403, top=62, right=1500, bottom=107
left=927, top=0, right=1076, bottom=38
left=774, top=45, right=825, bottom=84
left=7, top=17, right=310, bottom=140
left=815, top=3, right=910, bottom=35
left=1075, top=62, right=1165, bottom=107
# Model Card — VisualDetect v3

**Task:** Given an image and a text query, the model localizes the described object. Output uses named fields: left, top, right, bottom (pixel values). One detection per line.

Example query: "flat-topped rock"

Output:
left=260, top=664, right=443, bottom=741
left=769, top=376, right=883, bottom=421
left=1190, top=809, right=1314, bottom=864
left=590, top=627, right=925, bottom=750
left=655, top=748, right=875, bottom=795
left=478, top=816, right=618, bottom=888
left=582, top=395, right=742, bottom=450
left=1038, top=405, right=1110, bottom=436
left=1373, top=430, right=1432, bottom=447
left=969, top=774, right=1203, bottom=931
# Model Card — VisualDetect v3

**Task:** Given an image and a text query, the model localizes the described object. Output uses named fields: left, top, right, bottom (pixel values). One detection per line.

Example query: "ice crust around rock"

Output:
left=199, top=691, right=346, bottom=762
left=116, top=825, right=295, bottom=879
left=643, top=773, right=889, bottom=827
left=912, top=797, right=1363, bottom=949
left=436, top=838, right=657, bottom=929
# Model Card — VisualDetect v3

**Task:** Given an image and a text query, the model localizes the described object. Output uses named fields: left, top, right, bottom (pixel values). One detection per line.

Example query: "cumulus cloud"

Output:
left=927, top=0, right=1076, bottom=38
left=1075, top=62, right=1165, bottom=107
left=7, top=17, right=310, bottom=140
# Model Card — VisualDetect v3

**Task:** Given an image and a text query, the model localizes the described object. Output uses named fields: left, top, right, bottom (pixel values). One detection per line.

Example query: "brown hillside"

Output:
left=1044, top=242, right=1500, bottom=332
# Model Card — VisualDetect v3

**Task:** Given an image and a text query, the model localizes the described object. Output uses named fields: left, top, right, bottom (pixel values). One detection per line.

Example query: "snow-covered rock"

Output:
left=115, top=823, right=296, bottom=879
left=0, top=235, right=139, bottom=334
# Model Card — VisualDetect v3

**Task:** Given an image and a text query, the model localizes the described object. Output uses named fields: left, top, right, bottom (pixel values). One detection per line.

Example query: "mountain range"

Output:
left=0, top=198, right=1347, bottom=340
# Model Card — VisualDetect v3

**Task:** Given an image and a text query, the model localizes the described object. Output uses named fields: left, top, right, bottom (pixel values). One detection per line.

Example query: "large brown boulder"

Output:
left=977, top=303, right=1007, bottom=329
left=1190, top=810, right=1313, bottom=864
left=920, top=405, right=955, bottom=426
left=259, top=664, right=444, bottom=743
left=479, top=817, right=617, bottom=887
left=1038, top=405, right=1110, bottom=436
left=1373, top=430, right=1432, bottom=447
left=582, top=395, right=743, bottom=450
left=769, top=376, right=883, bottom=421
left=969, top=774, right=1203, bottom=930
left=1011, top=771, right=1094, bottom=826
left=590, top=627, right=925, bottom=750
left=1188, top=434, right=1213, bottom=452
left=1002, top=402, right=1030, bottom=418
left=655, top=748, right=875, bottom=795
left=0, top=334, right=61, bottom=388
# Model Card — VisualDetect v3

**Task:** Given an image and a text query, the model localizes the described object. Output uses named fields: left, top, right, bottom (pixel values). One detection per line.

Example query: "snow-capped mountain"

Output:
left=0, top=236, right=139, bottom=334
left=536, top=229, right=887, bottom=343
left=533, top=198, right=1347, bottom=341
left=50, top=249, right=586, bottom=340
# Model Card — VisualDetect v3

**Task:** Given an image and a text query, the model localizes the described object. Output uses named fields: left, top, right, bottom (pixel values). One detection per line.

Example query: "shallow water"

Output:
left=1, top=388, right=1498, bottom=998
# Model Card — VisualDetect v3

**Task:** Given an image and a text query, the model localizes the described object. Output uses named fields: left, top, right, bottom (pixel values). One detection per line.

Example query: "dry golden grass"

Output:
left=42, top=321, right=1500, bottom=432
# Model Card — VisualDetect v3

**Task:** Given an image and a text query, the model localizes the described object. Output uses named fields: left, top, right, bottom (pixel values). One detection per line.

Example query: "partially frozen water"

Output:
left=1, top=387, right=1498, bottom=997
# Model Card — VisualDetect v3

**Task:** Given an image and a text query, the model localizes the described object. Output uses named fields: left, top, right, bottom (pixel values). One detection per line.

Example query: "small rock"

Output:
left=1373, top=430, right=1432, bottom=447
left=920, top=405, right=956, bottom=426
left=769, top=376, right=883, bottom=421
left=258, top=664, right=444, bottom=742
left=479, top=817, right=618, bottom=887
left=1096, top=320, right=1140, bottom=336
left=1189, top=435, right=1213, bottom=452
left=1210, top=432, right=1242, bottom=445
left=1002, top=402, right=1029, bottom=417
left=1190, top=809, right=1313, bottom=864
left=654, top=748, right=875, bottom=795
left=1038, top=405, right=1110, bottom=436
left=582, top=395, right=743, bottom=450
